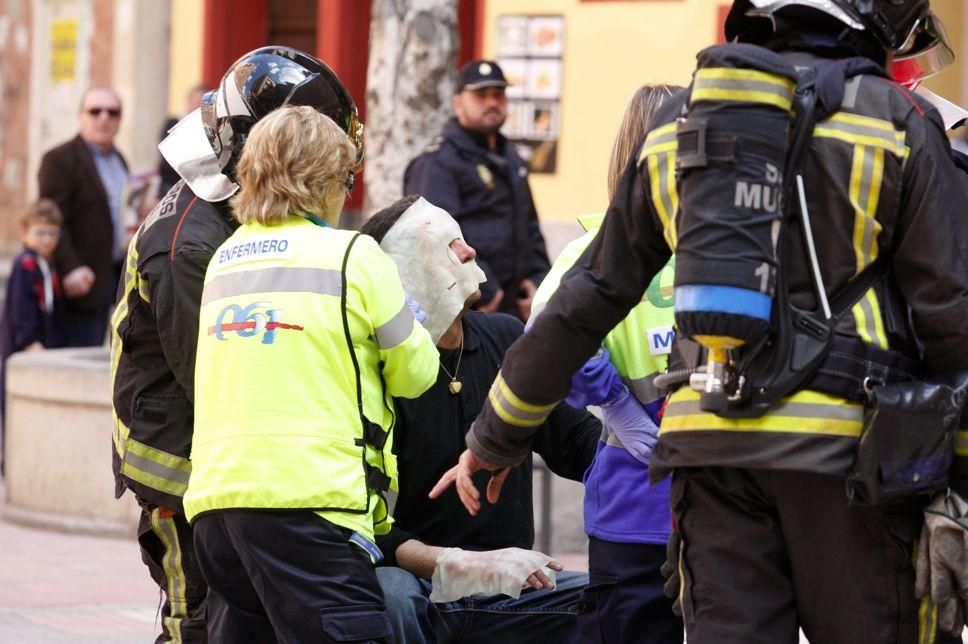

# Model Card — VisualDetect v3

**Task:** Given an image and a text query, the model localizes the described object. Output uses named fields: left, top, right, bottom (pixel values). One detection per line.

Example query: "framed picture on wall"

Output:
left=527, top=59, right=562, bottom=100
left=527, top=16, right=565, bottom=57
left=498, top=58, right=528, bottom=99
left=497, top=15, right=529, bottom=56
left=498, top=13, right=565, bottom=174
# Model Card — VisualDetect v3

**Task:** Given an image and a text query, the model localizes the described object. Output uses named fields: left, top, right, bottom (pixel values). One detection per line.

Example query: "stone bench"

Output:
left=3, top=347, right=139, bottom=537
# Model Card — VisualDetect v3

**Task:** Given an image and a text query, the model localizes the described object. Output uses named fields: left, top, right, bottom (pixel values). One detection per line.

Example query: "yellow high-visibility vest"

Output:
left=531, top=214, right=676, bottom=403
left=184, top=218, right=438, bottom=540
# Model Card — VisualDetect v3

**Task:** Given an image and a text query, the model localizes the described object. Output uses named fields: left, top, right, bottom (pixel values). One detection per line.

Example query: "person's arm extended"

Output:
left=394, top=539, right=446, bottom=580
left=532, top=403, right=601, bottom=482
left=431, top=153, right=673, bottom=514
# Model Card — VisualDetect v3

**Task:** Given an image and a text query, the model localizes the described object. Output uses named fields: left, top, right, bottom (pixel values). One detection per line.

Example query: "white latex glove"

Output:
left=915, top=490, right=968, bottom=635
left=429, top=547, right=559, bottom=603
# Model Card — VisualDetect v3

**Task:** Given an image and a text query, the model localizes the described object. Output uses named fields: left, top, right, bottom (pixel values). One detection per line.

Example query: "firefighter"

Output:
left=435, top=1, right=968, bottom=641
left=110, top=47, right=367, bottom=642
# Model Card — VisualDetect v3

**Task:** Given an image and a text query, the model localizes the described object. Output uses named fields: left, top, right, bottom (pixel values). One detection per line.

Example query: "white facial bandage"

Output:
left=379, top=198, right=486, bottom=343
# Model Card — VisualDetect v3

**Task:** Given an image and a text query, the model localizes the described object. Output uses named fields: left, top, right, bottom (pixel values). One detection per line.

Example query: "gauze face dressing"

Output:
left=379, top=198, right=486, bottom=343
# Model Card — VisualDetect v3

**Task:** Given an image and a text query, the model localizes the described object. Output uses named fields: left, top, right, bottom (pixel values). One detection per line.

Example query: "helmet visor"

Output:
left=890, top=12, right=955, bottom=83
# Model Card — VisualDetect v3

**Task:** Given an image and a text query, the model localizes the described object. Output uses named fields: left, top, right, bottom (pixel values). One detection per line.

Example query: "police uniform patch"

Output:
left=477, top=164, right=495, bottom=189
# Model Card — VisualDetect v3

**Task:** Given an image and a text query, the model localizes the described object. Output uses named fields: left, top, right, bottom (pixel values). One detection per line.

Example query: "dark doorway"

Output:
left=269, top=0, right=318, bottom=52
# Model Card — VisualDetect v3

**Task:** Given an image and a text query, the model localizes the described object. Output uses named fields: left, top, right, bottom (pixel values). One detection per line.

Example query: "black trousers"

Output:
left=579, top=537, right=683, bottom=644
left=193, top=509, right=393, bottom=644
left=671, top=467, right=956, bottom=644
left=137, top=504, right=208, bottom=643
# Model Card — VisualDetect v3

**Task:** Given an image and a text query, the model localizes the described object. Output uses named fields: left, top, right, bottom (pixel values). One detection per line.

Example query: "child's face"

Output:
left=21, top=223, right=61, bottom=259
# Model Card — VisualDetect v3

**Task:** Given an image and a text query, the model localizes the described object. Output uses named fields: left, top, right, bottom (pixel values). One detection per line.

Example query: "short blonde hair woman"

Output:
left=231, top=105, right=357, bottom=227
left=187, top=105, right=438, bottom=641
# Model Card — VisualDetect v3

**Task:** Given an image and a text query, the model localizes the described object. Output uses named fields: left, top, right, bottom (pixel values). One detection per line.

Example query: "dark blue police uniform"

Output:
left=404, top=118, right=550, bottom=319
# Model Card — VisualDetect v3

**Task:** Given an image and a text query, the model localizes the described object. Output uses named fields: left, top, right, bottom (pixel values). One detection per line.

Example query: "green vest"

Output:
left=184, top=218, right=438, bottom=540
left=532, top=214, right=676, bottom=403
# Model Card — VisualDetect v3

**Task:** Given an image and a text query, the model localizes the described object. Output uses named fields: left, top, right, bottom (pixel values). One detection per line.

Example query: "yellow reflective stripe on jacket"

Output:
left=814, top=112, right=910, bottom=158
left=917, top=570, right=938, bottom=644
left=374, top=302, right=416, bottom=350
left=640, top=123, right=680, bottom=249
left=488, top=373, right=556, bottom=428
left=847, top=143, right=889, bottom=349
left=662, top=388, right=864, bottom=437
left=151, top=509, right=188, bottom=644
left=200, top=266, right=343, bottom=306
left=121, top=437, right=192, bottom=497
left=691, top=68, right=796, bottom=112
left=639, top=122, right=677, bottom=160
left=955, top=431, right=968, bottom=457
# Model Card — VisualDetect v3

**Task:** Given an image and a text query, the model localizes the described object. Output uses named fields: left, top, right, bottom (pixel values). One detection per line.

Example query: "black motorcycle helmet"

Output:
left=724, top=0, right=953, bottom=81
left=202, top=46, right=364, bottom=186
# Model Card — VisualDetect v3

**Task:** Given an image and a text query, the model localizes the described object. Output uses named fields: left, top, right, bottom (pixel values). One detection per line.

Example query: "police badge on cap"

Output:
left=456, top=59, right=510, bottom=93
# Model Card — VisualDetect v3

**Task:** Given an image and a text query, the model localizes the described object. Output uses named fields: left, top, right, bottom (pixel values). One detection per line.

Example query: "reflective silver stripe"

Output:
left=626, top=374, right=662, bottom=405
left=488, top=382, right=551, bottom=428
left=201, top=267, right=342, bottom=306
left=152, top=510, right=188, bottom=641
left=693, top=76, right=794, bottom=99
left=374, top=303, right=415, bottom=350
left=855, top=294, right=880, bottom=348
left=665, top=399, right=862, bottom=422
left=123, top=451, right=191, bottom=489
left=639, top=123, right=677, bottom=159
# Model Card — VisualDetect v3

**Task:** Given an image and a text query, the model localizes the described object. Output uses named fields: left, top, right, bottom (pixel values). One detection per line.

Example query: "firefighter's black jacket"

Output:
left=111, top=181, right=238, bottom=510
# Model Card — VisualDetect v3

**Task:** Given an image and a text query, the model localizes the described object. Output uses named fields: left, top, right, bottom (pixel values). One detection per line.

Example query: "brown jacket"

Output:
left=38, top=135, right=128, bottom=311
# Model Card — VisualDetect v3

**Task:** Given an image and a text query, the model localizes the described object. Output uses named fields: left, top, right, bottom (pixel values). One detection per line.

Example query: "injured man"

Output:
left=360, top=196, right=600, bottom=644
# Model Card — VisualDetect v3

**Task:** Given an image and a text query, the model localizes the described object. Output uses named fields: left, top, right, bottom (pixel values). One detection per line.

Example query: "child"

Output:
left=0, top=199, right=69, bottom=471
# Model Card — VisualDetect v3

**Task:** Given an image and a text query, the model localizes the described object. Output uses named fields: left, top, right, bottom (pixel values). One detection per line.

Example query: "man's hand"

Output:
left=477, top=288, right=505, bottom=313
left=516, top=279, right=537, bottom=321
left=62, top=266, right=95, bottom=298
left=429, top=448, right=509, bottom=516
left=429, top=547, right=563, bottom=603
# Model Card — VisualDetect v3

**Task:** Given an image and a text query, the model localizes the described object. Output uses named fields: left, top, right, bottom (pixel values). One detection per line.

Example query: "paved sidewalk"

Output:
left=0, top=517, right=158, bottom=642
left=0, top=506, right=589, bottom=643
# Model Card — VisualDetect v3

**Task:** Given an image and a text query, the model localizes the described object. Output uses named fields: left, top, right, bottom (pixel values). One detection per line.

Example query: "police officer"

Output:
left=183, top=105, right=438, bottom=643
left=404, top=59, right=550, bottom=321
left=110, top=47, right=365, bottom=642
left=436, top=2, right=968, bottom=642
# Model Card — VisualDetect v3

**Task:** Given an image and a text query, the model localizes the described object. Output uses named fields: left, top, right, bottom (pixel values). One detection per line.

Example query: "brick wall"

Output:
left=0, top=0, right=33, bottom=254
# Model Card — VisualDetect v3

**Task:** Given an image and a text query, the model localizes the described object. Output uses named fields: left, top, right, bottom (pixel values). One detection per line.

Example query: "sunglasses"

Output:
left=87, top=107, right=122, bottom=118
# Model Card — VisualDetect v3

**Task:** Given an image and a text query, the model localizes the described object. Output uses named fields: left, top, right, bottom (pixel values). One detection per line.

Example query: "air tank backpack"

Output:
left=664, top=43, right=968, bottom=504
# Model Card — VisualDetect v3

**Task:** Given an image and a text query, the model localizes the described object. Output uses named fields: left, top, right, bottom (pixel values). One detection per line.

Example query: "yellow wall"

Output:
left=168, top=0, right=205, bottom=116
left=483, top=0, right=967, bottom=223
left=483, top=0, right=727, bottom=222
left=922, top=2, right=965, bottom=104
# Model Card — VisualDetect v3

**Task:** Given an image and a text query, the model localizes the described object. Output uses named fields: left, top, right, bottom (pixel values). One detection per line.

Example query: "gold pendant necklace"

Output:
left=439, top=329, right=464, bottom=395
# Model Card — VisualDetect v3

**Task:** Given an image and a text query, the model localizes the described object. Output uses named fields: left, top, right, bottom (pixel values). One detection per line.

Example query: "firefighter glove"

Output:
left=915, top=490, right=968, bottom=635
left=660, top=530, right=683, bottom=617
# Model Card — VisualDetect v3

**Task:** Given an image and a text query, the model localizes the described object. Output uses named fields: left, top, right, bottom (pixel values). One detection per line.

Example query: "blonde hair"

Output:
left=19, top=199, right=64, bottom=229
left=607, top=85, right=683, bottom=201
left=231, top=105, right=356, bottom=226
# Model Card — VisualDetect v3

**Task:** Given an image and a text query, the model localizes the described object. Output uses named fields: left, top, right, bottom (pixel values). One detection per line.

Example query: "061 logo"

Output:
left=208, top=301, right=303, bottom=345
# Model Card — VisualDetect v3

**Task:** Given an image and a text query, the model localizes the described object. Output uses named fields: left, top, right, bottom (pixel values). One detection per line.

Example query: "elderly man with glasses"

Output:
left=38, top=86, right=128, bottom=346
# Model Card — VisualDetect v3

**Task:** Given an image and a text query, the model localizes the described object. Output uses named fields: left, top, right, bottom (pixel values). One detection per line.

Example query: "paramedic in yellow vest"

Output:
left=529, top=85, right=683, bottom=644
left=183, top=106, right=438, bottom=643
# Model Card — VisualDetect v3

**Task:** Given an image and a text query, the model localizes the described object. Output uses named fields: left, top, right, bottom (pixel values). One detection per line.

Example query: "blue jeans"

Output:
left=376, top=566, right=587, bottom=644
